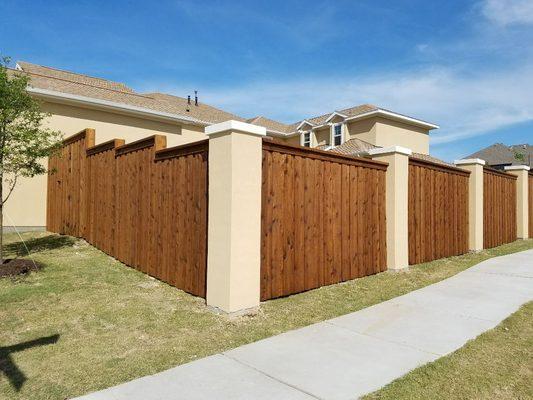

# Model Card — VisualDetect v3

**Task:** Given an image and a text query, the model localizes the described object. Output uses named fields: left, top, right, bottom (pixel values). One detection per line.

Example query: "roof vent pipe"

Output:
left=187, top=95, right=191, bottom=105
left=195, top=90, right=198, bottom=106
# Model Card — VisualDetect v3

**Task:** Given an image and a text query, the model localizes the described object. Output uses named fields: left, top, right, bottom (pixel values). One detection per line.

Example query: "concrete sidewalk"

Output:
left=75, top=249, right=533, bottom=400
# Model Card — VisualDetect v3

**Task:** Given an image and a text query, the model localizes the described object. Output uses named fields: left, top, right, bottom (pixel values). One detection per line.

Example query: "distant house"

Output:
left=466, top=143, right=532, bottom=170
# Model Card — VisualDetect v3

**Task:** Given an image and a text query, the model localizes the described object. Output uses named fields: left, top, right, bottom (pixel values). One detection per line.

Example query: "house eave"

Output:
left=346, top=109, right=439, bottom=130
left=27, top=87, right=209, bottom=127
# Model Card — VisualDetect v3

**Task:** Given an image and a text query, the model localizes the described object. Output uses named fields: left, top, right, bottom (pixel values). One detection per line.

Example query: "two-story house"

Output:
left=5, top=62, right=440, bottom=230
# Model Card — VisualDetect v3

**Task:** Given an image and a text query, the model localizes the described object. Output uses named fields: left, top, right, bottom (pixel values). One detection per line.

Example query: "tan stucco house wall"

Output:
left=345, top=117, right=430, bottom=154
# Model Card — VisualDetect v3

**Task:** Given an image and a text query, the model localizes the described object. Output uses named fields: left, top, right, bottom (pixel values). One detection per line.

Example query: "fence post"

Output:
left=205, top=120, right=266, bottom=314
left=454, top=159, right=485, bottom=251
left=504, top=165, right=530, bottom=239
left=368, top=146, right=411, bottom=270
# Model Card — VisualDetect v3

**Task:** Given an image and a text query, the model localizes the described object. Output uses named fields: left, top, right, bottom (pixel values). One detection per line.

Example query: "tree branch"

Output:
left=2, top=175, right=18, bottom=205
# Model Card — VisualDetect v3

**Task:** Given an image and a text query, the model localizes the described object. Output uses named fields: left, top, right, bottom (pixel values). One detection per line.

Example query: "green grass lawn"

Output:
left=363, top=301, right=533, bottom=400
left=0, top=232, right=531, bottom=399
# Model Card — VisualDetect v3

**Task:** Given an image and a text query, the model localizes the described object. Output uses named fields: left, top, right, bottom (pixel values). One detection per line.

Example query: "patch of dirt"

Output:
left=0, top=258, right=43, bottom=278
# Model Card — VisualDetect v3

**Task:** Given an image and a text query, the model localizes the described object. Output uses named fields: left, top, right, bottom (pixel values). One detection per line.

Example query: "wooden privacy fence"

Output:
left=47, top=130, right=95, bottom=237
left=408, top=158, right=470, bottom=264
left=47, top=129, right=209, bottom=298
left=529, top=172, right=533, bottom=238
left=260, top=140, right=388, bottom=300
left=483, top=167, right=517, bottom=249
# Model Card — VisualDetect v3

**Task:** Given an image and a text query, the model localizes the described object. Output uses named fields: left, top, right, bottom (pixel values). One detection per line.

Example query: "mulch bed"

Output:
left=0, top=258, right=43, bottom=278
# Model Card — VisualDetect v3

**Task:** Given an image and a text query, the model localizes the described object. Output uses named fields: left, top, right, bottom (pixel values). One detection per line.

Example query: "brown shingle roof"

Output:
left=320, top=138, right=454, bottom=167
left=14, top=61, right=244, bottom=125
left=287, top=104, right=379, bottom=131
left=410, top=152, right=456, bottom=168
left=145, top=92, right=245, bottom=124
left=17, top=61, right=136, bottom=93
left=328, top=138, right=378, bottom=155
left=13, top=61, right=437, bottom=134
left=467, top=143, right=532, bottom=167
left=246, top=116, right=292, bottom=133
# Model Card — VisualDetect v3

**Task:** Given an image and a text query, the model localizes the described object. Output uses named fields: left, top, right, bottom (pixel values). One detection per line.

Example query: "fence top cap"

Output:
left=367, top=146, right=412, bottom=156
left=205, top=120, right=266, bottom=137
left=504, top=165, right=530, bottom=171
left=454, top=158, right=486, bottom=166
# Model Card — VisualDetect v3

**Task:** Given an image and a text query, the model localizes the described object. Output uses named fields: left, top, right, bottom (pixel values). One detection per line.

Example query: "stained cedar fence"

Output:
left=47, top=130, right=95, bottom=237
left=529, top=172, right=533, bottom=238
left=47, top=129, right=208, bottom=298
left=483, top=167, right=517, bottom=249
left=408, top=158, right=470, bottom=264
left=260, top=140, right=388, bottom=301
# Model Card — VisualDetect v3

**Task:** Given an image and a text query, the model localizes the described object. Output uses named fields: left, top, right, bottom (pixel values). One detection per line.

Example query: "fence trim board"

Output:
left=155, top=139, right=209, bottom=161
left=409, top=157, right=471, bottom=177
left=483, top=166, right=517, bottom=180
left=115, top=135, right=167, bottom=156
left=262, top=139, right=388, bottom=170
left=62, top=128, right=95, bottom=146
left=86, top=139, right=126, bottom=156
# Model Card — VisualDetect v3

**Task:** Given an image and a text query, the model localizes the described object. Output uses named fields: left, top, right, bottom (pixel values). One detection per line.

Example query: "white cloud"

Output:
left=139, top=0, right=533, bottom=151
left=480, top=0, right=533, bottom=26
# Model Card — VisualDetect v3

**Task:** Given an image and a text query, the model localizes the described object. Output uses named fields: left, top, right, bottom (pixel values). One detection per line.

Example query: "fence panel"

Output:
left=86, top=139, right=124, bottom=255
left=408, top=159, right=470, bottom=264
left=483, top=167, right=517, bottom=248
left=530, top=173, right=533, bottom=238
left=260, top=140, right=387, bottom=301
left=47, top=133, right=208, bottom=298
left=151, top=141, right=208, bottom=297
left=47, top=129, right=94, bottom=236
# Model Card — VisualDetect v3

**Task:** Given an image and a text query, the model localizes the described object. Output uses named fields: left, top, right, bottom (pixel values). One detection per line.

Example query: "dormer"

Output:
left=297, top=120, right=316, bottom=147
left=326, top=112, right=347, bottom=147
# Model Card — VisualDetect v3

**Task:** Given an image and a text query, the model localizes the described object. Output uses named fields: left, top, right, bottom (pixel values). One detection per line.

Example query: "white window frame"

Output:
left=331, top=123, right=343, bottom=147
left=301, top=131, right=311, bottom=147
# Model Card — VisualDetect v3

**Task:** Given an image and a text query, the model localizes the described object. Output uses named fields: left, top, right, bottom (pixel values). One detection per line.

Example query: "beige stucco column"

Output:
left=368, top=146, right=411, bottom=270
left=454, top=159, right=485, bottom=251
left=205, top=120, right=266, bottom=314
left=504, top=165, right=530, bottom=239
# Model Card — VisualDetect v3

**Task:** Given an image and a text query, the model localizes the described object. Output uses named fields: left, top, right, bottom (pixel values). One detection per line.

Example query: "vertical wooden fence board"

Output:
left=260, top=140, right=387, bottom=301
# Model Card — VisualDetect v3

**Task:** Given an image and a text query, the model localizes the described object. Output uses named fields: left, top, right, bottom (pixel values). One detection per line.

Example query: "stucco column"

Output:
left=205, top=120, right=266, bottom=314
left=454, top=159, right=485, bottom=251
left=368, top=146, right=411, bottom=270
left=504, top=165, right=530, bottom=239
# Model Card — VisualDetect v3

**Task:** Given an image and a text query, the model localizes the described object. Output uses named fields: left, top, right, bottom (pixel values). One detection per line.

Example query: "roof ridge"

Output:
left=18, top=61, right=129, bottom=87
left=144, top=92, right=187, bottom=100
left=16, top=69, right=154, bottom=99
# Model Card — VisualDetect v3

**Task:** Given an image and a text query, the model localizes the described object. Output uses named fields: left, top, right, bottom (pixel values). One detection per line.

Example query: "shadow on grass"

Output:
left=3, top=235, right=76, bottom=257
left=0, top=334, right=60, bottom=391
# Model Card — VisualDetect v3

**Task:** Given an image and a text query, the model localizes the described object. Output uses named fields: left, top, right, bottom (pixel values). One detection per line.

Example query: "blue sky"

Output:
left=1, top=0, right=532, bottom=161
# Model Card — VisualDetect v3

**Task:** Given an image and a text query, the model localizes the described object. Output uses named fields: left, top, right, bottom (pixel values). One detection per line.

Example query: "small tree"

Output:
left=513, top=149, right=525, bottom=164
left=0, top=57, right=63, bottom=263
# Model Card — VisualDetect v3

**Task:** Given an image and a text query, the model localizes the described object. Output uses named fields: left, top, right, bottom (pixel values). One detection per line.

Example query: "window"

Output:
left=302, top=132, right=311, bottom=147
left=333, top=124, right=342, bottom=146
